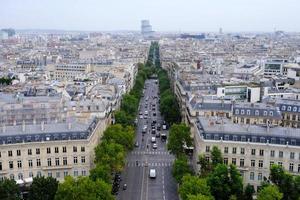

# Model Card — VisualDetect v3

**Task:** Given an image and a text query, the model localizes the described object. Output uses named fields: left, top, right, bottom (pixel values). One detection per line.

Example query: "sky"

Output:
left=0, top=0, right=300, bottom=32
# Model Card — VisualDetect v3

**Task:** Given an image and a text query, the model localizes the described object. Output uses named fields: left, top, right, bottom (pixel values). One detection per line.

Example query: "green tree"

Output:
left=207, top=164, right=243, bottom=200
left=120, top=94, right=138, bottom=115
left=179, top=175, right=213, bottom=200
left=114, top=110, right=134, bottom=127
left=172, top=155, right=192, bottom=183
left=187, top=194, right=214, bottom=200
left=55, top=176, right=114, bottom=200
left=210, top=146, right=223, bottom=169
left=94, top=141, right=125, bottom=173
left=102, top=124, right=135, bottom=150
left=0, top=178, right=21, bottom=200
left=198, top=154, right=212, bottom=177
left=28, top=176, right=58, bottom=200
left=257, top=185, right=283, bottom=200
left=89, top=164, right=112, bottom=184
left=243, top=184, right=255, bottom=200
left=167, top=123, right=192, bottom=157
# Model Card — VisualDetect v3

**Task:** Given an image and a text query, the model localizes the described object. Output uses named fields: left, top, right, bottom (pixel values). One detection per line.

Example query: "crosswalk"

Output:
left=126, top=161, right=173, bottom=167
left=130, top=151, right=171, bottom=155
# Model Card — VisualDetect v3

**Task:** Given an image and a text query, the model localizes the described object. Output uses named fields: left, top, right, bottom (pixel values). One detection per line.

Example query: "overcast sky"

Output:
left=0, top=0, right=299, bottom=32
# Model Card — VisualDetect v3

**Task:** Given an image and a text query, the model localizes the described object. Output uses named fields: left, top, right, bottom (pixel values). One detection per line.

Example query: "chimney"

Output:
left=41, top=121, right=45, bottom=131
left=22, top=121, right=26, bottom=132
left=68, top=122, right=72, bottom=130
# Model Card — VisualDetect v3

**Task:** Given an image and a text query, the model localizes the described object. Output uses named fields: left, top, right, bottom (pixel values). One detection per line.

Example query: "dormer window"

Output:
left=293, top=107, right=297, bottom=112
left=282, top=106, right=286, bottom=111
left=235, top=109, right=239, bottom=115
left=263, top=111, right=267, bottom=116
left=270, top=111, right=273, bottom=116
left=247, top=110, right=251, bottom=115
left=288, top=106, right=292, bottom=111
left=255, top=110, right=259, bottom=116
left=241, top=110, right=245, bottom=115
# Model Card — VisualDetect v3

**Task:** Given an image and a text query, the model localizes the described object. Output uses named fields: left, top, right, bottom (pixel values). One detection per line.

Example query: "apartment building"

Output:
left=193, top=117, right=300, bottom=191
left=54, top=64, right=91, bottom=80
left=0, top=117, right=109, bottom=183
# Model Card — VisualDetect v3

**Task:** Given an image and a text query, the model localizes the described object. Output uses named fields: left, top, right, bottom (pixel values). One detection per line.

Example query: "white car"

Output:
left=152, top=143, right=157, bottom=149
left=151, top=137, right=156, bottom=143
left=149, top=169, right=156, bottom=179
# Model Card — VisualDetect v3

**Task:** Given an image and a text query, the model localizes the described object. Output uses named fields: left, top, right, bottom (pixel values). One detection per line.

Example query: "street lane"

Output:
left=117, top=79, right=178, bottom=200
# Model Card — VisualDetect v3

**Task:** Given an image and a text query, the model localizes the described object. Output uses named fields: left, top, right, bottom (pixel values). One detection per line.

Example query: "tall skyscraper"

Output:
left=141, top=20, right=153, bottom=37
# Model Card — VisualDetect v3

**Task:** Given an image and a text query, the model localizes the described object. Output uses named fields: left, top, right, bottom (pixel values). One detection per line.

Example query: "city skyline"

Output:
left=1, top=0, right=300, bottom=32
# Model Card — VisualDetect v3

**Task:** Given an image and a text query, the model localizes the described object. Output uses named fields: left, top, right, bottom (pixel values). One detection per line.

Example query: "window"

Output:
left=271, top=138, right=276, bottom=144
left=259, top=149, right=264, bottom=156
left=205, top=146, right=210, bottom=152
left=29, top=172, right=33, bottom=177
left=259, top=160, right=263, bottom=168
left=10, top=174, right=14, bottom=180
left=224, top=135, right=229, bottom=141
left=0, top=162, right=2, bottom=171
left=55, top=147, right=59, bottom=153
left=64, top=171, right=68, bottom=177
left=8, top=151, right=12, bottom=157
left=48, top=172, right=52, bottom=177
left=233, top=136, right=238, bottom=141
left=47, top=158, right=51, bottom=167
left=18, top=173, right=23, bottom=180
left=37, top=159, right=41, bottom=167
left=251, top=160, right=255, bottom=167
left=289, top=163, right=294, bottom=172
left=279, top=151, right=284, bottom=158
left=282, top=106, right=286, bottom=111
left=9, top=161, right=13, bottom=169
left=232, top=158, right=236, bottom=165
left=81, top=156, right=85, bottom=163
left=270, top=161, right=274, bottom=167
left=298, top=164, right=300, bottom=173
left=224, top=147, right=229, bottom=154
left=255, top=110, right=259, bottom=116
left=81, top=147, right=85, bottom=152
left=56, top=172, right=60, bottom=178
left=73, top=146, right=77, bottom=152
left=258, top=173, right=262, bottom=181
left=232, top=147, right=237, bottom=154
left=260, top=137, right=265, bottom=143
left=288, top=106, right=292, bottom=111
left=74, top=157, right=78, bottom=164
left=55, top=158, right=60, bottom=166
left=224, top=158, right=228, bottom=165
left=263, top=111, right=267, bottom=116
left=241, top=136, right=246, bottom=142
left=63, top=157, right=67, bottom=165
left=82, top=170, right=86, bottom=176
left=251, top=149, right=256, bottom=155
left=63, top=146, right=67, bottom=153
left=271, top=150, right=275, bottom=157
left=28, top=160, right=33, bottom=168
left=240, top=148, right=245, bottom=155
left=278, top=162, right=283, bottom=167
left=290, top=152, right=295, bottom=159
left=36, top=148, right=40, bottom=155
left=28, top=149, right=32, bottom=155
left=241, top=110, right=245, bottom=115
left=252, top=137, right=257, bottom=143
left=235, top=109, right=239, bottom=115
left=240, top=159, right=244, bottom=167
left=17, top=150, right=21, bottom=156
left=74, top=171, right=78, bottom=176
left=247, top=110, right=251, bottom=115
left=17, top=160, right=22, bottom=168
left=47, top=148, right=51, bottom=154
left=250, top=172, right=255, bottom=180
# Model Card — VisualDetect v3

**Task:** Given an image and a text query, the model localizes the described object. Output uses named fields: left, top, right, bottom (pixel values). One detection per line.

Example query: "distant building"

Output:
left=141, top=20, right=154, bottom=37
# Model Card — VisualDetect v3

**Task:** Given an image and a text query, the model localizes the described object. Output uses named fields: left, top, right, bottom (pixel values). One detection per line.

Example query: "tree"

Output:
left=28, top=176, right=58, bottom=200
left=114, top=110, right=134, bottom=127
left=210, top=146, right=223, bottom=168
left=207, top=164, right=243, bottom=200
left=90, top=164, right=112, bottom=184
left=243, top=184, right=255, bottom=200
left=167, top=123, right=192, bottom=157
left=179, top=175, right=213, bottom=200
left=0, top=178, right=21, bottom=200
left=94, top=141, right=125, bottom=173
left=120, top=94, right=138, bottom=115
left=187, top=194, right=214, bottom=200
left=257, top=185, right=283, bottom=200
left=198, top=154, right=212, bottom=177
left=55, top=176, right=114, bottom=200
left=102, top=124, right=135, bottom=150
left=172, top=155, right=192, bottom=183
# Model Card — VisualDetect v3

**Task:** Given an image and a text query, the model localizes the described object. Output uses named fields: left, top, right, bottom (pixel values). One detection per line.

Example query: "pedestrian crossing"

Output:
left=126, top=161, right=174, bottom=167
left=130, top=151, right=171, bottom=155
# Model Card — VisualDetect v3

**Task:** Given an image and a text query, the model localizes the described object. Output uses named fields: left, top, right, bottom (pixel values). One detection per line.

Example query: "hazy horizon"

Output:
left=1, top=0, right=300, bottom=32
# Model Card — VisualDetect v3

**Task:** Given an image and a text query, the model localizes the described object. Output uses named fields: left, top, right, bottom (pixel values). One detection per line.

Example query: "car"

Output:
left=152, top=143, right=158, bottom=149
left=135, top=141, right=139, bottom=147
left=156, top=132, right=160, bottom=138
left=139, top=115, right=143, bottom=119
left=151, top=129, right=156, bottom=134
left=151, top=137, right=156, bottom=143
left=123, top=184, right=127, bottom=190
left=153, top=113, right=156, bottom=117
left=142, top=127, right=147, bottom=133
left=149, top=169, right=156, bottom=178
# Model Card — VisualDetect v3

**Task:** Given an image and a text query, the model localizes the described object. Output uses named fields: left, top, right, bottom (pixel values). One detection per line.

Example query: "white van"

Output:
left=149, top=169, right=156, bottom=179
left=151, top=137, right=156, bottom=143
